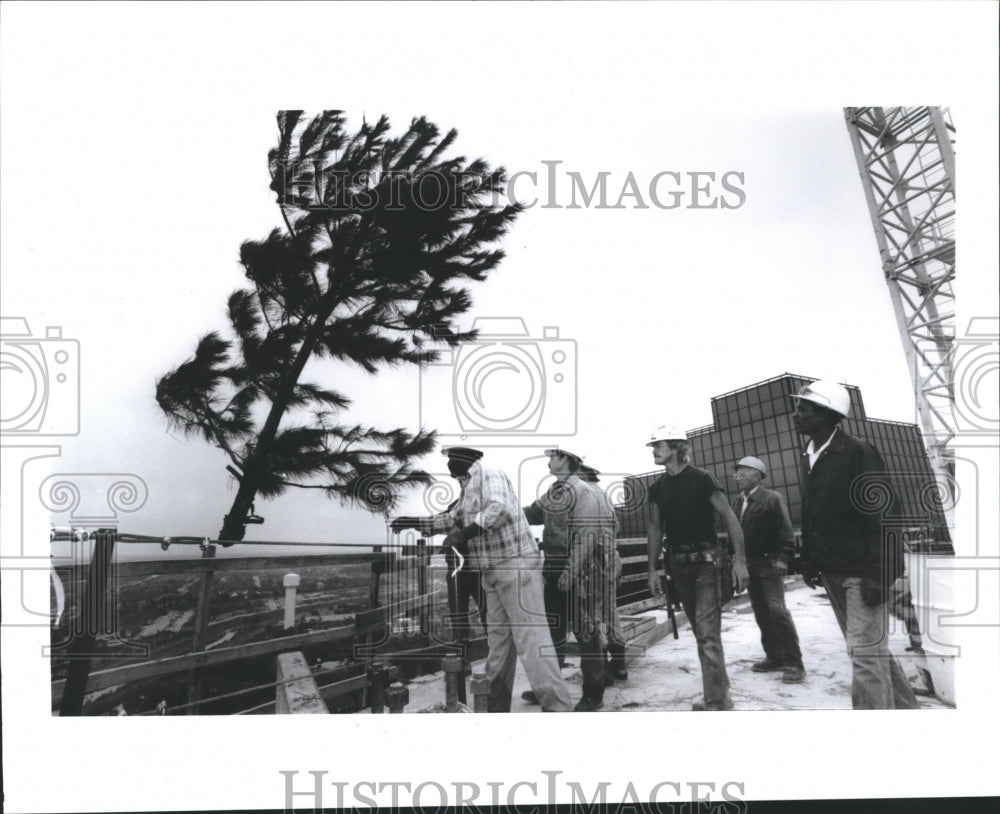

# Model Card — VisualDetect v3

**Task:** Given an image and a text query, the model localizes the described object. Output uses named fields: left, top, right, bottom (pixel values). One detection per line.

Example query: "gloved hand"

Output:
left=390, top=516, right=432, bottom=534
left=802, top=563, right=821, bottom=589
left=860, top=575, right=886, bottom=606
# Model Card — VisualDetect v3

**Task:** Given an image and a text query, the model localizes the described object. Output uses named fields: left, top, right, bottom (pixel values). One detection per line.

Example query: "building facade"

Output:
left=616, top=373, right=949, bottom=549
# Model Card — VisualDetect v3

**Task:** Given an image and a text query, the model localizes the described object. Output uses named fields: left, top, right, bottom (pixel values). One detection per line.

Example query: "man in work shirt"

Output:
left=391, top=447, right=572, bottom=713
left=791, top=380, right=919, bottom=710
left=522, top=456, right=574, bottom=672
left=645, top=424, right=749, bottom=711
left=731, top=455, right=805, bottom=684
left=522, top=448, right=616, bottom=710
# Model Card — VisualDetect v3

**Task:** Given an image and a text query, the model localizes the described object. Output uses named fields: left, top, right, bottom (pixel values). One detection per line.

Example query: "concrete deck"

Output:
left=404, top=575, right=951, bottom=712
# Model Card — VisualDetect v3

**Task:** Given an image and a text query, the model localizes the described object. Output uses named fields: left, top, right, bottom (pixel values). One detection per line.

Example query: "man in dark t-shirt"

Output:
left=645, top=423, right=748, bottom=710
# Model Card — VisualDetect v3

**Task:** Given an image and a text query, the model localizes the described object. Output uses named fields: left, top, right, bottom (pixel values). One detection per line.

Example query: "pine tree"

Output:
left=156, top=111, right=522, bottom=542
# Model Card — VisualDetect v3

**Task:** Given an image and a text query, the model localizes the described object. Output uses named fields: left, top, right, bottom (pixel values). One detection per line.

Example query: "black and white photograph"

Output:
left=1, top=1, right=998, bottom=812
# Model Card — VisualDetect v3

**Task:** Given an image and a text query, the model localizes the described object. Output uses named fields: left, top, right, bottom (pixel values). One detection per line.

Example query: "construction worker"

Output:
left=645, top=424, right=749, bottom=711
left=791, top=380, right=919, bottom=709
left=578, top=463, right=629, bottom=685
left=522, top=460, right=574, bottom=673
left=521, top=448, right=615, bottom=711
left=731, top=455, right=805, bottom=684
left=391, top=447, right=572, bottom=712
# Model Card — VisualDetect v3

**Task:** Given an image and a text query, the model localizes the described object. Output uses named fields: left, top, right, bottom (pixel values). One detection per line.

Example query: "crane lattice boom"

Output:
left=844, top=107, right=956, bottom=507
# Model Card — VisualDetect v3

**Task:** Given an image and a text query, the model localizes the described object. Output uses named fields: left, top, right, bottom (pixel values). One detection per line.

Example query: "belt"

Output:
left=667, top=545, right=721, bottom=564
left=668, top=541, right=716, bottom=552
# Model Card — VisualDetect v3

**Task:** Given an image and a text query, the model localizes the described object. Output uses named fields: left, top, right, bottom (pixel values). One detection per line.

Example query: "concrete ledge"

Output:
left=276, top=651, right=329, bottom=714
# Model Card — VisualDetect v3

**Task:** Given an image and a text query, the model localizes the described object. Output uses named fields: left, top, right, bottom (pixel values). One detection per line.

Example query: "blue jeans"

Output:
left=822, top=573, right=920, bottom=710
left=671, top=560, right=731, bottom=709
left=747, top=556, right=803, bottom=669
left=565, top=567, right=608, bottom=701
left=542, top=556, right=570, bottom=667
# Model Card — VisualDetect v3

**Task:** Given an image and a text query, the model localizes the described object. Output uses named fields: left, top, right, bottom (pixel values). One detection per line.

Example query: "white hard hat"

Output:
left=790, top=379, right=851, bottom=418
left=646, top=424, right=688, bottom=445
left=735, top=456, right=767, bottom=476
left=544, top=447, right=585, bottom=464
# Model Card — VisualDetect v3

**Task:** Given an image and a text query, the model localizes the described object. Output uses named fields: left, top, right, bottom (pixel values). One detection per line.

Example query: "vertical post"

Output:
left=386, top=681, right=409, bottom=713
left=361, top=545, right=389, bottom=709
left=187, top=542, right=217, bottom=715
left=443, top=655, right=464, bottom=711
left=444, top=554, right=468, bottom=705
left=58, top=529, right=117, bottom=716
left=470, top=672, right=491, bottom=713
left=367, top=662, right=387, bottom=713
left=368, top=544, right=383, bottom=609
left=445, top=557, right=458, bottom=636
left=283, top=573, right=301, bottom=630
left=416, top=537, right=430, bottom=648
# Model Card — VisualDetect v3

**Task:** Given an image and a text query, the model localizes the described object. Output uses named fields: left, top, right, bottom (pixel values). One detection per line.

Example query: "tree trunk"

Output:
left=216, top=306, right=336, bottom=543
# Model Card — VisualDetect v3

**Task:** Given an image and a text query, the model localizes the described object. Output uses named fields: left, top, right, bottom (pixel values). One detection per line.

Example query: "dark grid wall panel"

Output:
left=614, top=374, right=945, bottom=536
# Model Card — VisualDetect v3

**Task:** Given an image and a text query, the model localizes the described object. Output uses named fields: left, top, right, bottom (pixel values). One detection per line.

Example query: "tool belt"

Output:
left=747, top=550, right=781, bottom=562
left=666, top=543, right=725, bottom=566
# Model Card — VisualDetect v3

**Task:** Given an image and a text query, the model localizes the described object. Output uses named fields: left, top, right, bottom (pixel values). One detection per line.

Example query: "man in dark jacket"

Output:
left=792, top=380, right=918, bottom=709
left=731, top=455, right=805, bottom=684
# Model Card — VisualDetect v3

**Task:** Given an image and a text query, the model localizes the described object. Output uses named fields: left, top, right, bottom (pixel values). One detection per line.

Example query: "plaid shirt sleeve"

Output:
left=461, top=463, right=537, bottom=568
left=469, top=465, right=516, bottom=529
left=430, top=508, right=459, bottom=536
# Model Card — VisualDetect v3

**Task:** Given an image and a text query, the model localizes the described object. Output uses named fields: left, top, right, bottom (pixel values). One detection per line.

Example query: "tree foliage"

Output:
left=156, top=110, right=522, bottom=541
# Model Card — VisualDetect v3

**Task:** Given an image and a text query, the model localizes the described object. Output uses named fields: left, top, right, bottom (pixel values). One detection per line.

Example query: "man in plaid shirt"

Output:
left=392, top=447, right=572, bottom=712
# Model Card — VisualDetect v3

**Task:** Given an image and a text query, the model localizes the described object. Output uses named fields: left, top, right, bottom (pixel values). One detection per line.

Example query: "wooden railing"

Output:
left=50, top=530, right=452, bottom=715
left=51, top=532, right=685, bottom=715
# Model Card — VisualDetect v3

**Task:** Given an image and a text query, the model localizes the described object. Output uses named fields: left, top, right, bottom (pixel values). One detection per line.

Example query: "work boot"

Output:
left=521, top=690, right=540, bottom=705
left=751, top=659, right=784, bottom=673
left=574, top=695, right=604, bottom=712
left=607, top=644, right=628, bottom=681
left=782, top=666, right=806, bottom=684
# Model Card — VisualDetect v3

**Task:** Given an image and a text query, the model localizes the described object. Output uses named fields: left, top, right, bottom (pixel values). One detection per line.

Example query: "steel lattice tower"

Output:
left=844, top=107, right=956, bottom=501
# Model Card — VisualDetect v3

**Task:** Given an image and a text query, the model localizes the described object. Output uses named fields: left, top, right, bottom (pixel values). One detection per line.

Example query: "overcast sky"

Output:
left=2, top=2, right=998, bottom=811
left=2, top=17, right=973, bottom=554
